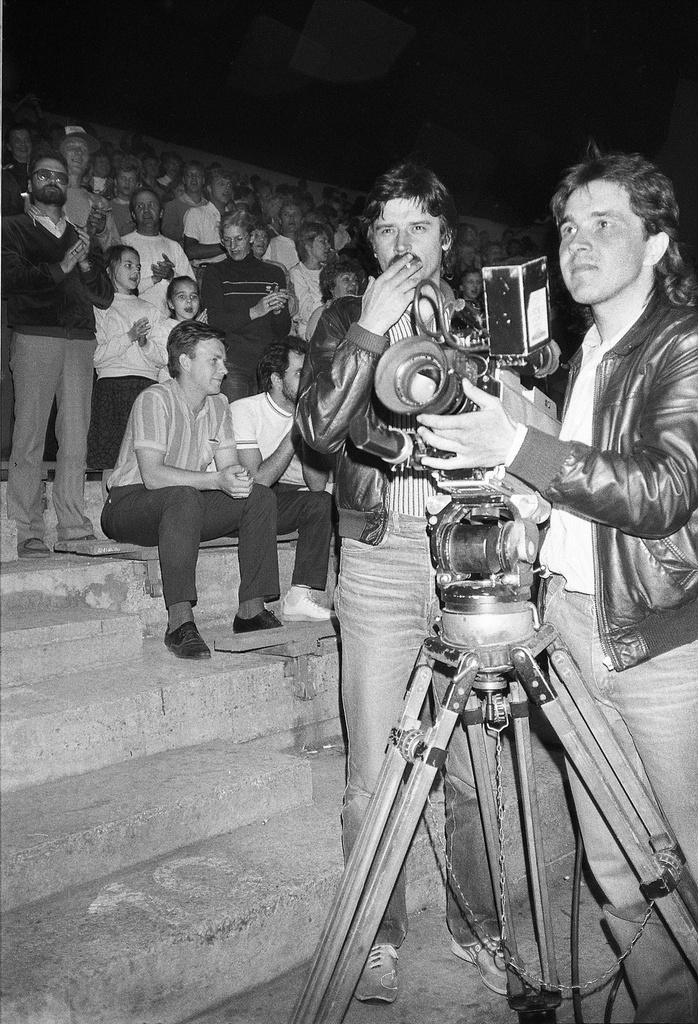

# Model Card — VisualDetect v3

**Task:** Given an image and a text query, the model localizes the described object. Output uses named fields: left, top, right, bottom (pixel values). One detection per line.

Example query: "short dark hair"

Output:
left=5, top=121, right=32, bottom=146
left=319, top=255, right=367, bottom=302
left=551, top=147, right=697, bottom=307
left=29, top=151, right=68, bottom=176
left=279, top=199, right=302, bottom=218
left=256, top=338, right=308, bottom=393
left=117, top=157, right=142, bottom=178
left=296, top=219, right=333, bottom=262
left=160, top=151, right=183, bottom=175
left=362, top=162, right=458, bottom=262
left=129, top=187, right=161, bottom=217
left=167, top=320, right=226, bottom=379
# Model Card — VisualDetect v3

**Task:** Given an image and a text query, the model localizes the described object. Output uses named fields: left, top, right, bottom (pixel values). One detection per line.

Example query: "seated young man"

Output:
left=230, top=338, right=334, bottom=621
left=102, top=321, right=284, bottom=659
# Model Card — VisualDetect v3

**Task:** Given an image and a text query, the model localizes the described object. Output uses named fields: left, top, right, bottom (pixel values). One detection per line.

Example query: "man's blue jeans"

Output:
left=545, top=575, right=698, bottom=1022
left=336, top=514, right=498, bottom=949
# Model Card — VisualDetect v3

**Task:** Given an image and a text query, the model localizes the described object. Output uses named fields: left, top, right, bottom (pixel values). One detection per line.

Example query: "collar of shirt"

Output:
left=265, top=393, right=293, bottom=419
left=28, top=204, right=68, bottom=238
left=580, top=309, right=645, bottom=367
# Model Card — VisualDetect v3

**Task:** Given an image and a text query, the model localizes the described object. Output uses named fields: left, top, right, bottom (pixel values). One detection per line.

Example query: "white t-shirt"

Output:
left=182, top=202, right=226, bottom=264
left=263, top=235, right=299, bottom=273
left=120, top=232, right=194, bottom=315
left=230, top=392, right=306, bottom=487
left=289, top=262, right=322, bottom=339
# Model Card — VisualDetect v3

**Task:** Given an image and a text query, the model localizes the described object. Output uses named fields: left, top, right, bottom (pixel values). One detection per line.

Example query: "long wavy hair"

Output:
left=551, top=145, right=697, bottom=307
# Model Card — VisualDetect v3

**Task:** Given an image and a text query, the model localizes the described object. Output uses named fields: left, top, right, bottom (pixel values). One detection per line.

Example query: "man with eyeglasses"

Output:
left=202, top=210, right=291, bottom=403
left=2, top=152, right=113, bottom=558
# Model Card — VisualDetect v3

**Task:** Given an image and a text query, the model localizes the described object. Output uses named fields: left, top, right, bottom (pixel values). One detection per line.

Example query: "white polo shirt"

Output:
left=230, top=392, right=306, bottom=487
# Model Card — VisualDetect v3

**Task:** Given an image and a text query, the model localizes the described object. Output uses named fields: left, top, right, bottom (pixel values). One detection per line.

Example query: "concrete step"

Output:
left=1, top=738, right=313, bottom=913
left=0, top=606, right=143, bottom=685
left=1, top=479, right=109, bottom=563
left=1, top=627, right=341, bottom=792
left=0, top=542, right=330, bottom=635
left=0, top=749, right=441, bottom=1024
left=0, top=737, right=575, bottom=1024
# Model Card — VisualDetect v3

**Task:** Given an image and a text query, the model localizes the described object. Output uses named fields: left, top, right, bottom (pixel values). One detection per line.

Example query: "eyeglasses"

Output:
left=33, top=169, right=69, bottom=185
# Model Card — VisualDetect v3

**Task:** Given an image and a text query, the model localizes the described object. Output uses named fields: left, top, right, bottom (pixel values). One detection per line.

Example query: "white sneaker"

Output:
left=280, top=587, right=332, bottom=621
left=355, top=943, right=398, bottom=1003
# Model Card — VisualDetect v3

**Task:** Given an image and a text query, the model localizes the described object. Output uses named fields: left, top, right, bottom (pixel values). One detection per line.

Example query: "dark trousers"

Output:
left=275, top=483, right=333, bottom=591
left=102, top=483, right=280, bottom=609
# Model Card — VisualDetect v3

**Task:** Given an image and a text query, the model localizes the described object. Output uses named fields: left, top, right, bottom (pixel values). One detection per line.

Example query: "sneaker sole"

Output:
left=281, top=612, right=332, bottom=621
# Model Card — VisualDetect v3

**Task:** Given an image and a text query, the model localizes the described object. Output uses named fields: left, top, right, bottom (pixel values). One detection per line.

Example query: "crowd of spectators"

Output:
left=1, top=107, right=550, bottom=571
left=2, top=111, right=549, bottom=322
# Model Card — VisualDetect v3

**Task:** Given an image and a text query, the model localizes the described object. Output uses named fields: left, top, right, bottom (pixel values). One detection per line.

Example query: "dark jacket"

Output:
left=509, top=294, right=698, bottom=670
left=2, top=213, right=113, bottom=338
left=297, top=295, right=399, bottom=544
left=299, top=293, right=698, bottom=671
left=201, top=252, right=291, bottom=375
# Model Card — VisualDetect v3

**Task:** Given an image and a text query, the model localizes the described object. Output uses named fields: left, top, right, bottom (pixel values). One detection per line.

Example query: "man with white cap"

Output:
left=59, top=125, right=120, bottom=252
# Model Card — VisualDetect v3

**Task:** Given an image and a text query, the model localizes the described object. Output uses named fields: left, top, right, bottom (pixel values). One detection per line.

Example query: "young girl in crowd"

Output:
left=164, top=275, right=208, bottom=329
left=87, top=245, right=169, bottom=488
left=160, top=275, right=208, bottom=379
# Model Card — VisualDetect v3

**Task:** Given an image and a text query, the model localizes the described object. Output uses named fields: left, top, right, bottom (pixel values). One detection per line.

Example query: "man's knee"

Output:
left=160, top=486, right=207, bottom=524
left=298, top=489, right=333, bottom=524
left=247, top=482, right=277, bottom=516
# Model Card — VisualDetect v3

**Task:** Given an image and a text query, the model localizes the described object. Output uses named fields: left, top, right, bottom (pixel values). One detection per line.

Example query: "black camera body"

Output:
left=371, top=257, right=557, bottom=422
left=347, top=259, right=560, bottom=619
left=349, top=258, right=559, bottom=477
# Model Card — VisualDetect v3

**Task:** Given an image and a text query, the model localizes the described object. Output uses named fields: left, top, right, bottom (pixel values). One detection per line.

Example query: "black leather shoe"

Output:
left=233, top=609, right=284, bottom=633
left=164, top=621, right=211, bottom=659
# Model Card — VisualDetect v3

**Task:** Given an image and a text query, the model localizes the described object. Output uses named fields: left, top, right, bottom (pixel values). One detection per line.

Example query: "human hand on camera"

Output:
left=417, top=377, right=519, bottom=470
left=357, top=253, right=424, bottom=336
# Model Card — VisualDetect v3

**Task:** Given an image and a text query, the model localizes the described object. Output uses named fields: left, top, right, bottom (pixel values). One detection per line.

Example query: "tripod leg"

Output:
left=508, top=678, right=560, bottom=994
left=464, top=694, right=529, bottom=1002
left=548, top=646, right=698, bottom=928
left=290, top=652, right=480, bottom=1024
left=465, top=689, right=561, bottom=1018
left=513, top=643, right=698, bottom=974
left=289, top=656, right=433, bottom=1024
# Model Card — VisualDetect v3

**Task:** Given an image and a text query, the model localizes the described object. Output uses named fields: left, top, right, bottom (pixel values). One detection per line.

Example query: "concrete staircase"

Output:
left=0, top=480, right=575, bottom=1024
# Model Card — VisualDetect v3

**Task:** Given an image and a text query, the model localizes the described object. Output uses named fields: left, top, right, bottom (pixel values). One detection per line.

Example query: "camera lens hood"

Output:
left=374, top=337, right=460, bottom=415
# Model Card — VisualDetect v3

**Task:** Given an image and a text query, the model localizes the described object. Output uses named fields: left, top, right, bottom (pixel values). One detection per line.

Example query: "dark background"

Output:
left=3, top=0, right=698, bottom=234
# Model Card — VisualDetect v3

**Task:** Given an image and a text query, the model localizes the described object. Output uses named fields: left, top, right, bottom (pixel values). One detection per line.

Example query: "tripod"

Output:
left=289, top=494, right=698, bottom=1024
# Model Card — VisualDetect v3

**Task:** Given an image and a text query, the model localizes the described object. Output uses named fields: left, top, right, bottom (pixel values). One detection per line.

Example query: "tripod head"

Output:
left=422, top=482, right=542, bottom=723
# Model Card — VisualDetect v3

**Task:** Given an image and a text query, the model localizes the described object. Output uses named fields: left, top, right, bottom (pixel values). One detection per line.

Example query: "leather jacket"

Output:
left=297, top=296, right=398, bottom=544
left=509, top=294, right=698, bottom=670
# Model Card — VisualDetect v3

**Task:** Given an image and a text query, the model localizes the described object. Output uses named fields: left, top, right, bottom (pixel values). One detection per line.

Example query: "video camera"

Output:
left=349, top=257, right=559, bottom=481
left=348, top=257, right=561, bottom=618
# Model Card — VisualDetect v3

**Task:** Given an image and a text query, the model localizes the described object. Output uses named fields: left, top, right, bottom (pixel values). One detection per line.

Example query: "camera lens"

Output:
left=374, top=339, right=470, bottom=415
